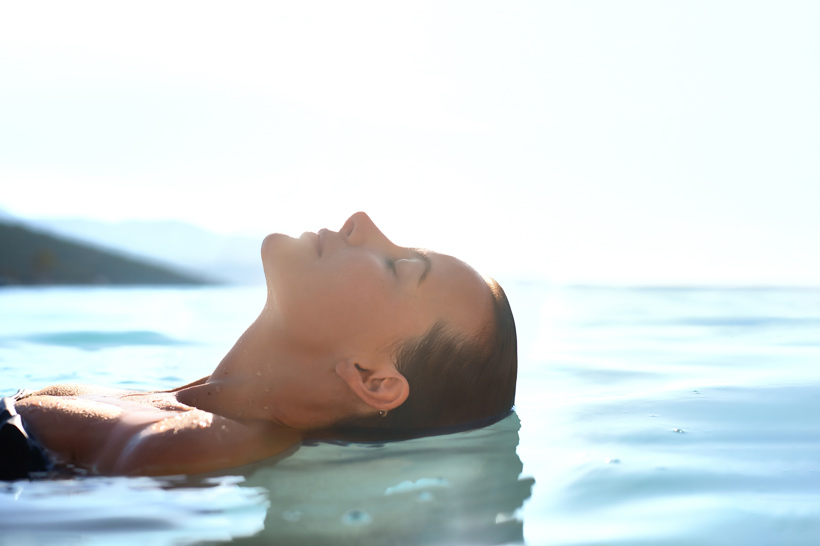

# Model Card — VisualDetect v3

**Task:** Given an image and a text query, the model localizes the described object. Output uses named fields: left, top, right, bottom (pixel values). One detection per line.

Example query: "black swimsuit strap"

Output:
left=0, top=395, right=53, bottom=481
left=12, top=389, right=34, bottom=401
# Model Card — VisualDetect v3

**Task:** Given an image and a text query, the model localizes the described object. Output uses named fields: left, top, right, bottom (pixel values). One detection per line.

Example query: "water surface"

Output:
left=1, top=284, right=818, bottom=545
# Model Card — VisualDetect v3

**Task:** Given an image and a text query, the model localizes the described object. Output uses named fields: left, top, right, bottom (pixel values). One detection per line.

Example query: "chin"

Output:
left=260, top=233, right=290, bottom=274
left=261, top=232, right=296, bottom=253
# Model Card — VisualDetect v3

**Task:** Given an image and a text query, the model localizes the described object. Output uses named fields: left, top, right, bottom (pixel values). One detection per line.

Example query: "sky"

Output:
left=1, top=1, right=818, bottom=285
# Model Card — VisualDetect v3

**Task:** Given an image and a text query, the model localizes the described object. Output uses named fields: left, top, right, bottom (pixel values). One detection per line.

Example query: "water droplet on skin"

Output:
left=341, top=509, right=372, bottom=526
left=215, top=386, right=221, bottom=393
left=256, top=371, right=262, bottom=377
left=263, top=406, right=269, bottom=410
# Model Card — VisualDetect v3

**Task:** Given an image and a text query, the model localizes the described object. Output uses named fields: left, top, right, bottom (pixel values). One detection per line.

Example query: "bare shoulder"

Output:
left=16, top=394, right=302, bottom=476
left=110, top=410, right=303, bottom=476
left=25, top=384, right=140, bottom=398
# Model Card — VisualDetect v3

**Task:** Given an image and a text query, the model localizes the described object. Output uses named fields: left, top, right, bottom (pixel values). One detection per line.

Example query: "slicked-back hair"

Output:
left=326, top=277, right=517, bottom=441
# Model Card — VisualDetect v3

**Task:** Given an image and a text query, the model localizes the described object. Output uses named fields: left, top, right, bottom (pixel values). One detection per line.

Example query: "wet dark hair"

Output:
left=326, top=277, right=517, bottom=440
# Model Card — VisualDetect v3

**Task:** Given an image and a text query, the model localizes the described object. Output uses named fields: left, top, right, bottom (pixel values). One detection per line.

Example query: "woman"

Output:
left=1, top=212, right=517, bottom=479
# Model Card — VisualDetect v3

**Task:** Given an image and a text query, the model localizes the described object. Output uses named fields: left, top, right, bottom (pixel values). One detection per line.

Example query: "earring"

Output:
left=378, top=410, right=387, bottom=417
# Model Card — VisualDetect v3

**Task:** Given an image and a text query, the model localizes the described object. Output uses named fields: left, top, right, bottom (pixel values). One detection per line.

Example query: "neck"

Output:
left=177, top=313, right=279, bottom=421
left=176, top=310, right=362, bottom=429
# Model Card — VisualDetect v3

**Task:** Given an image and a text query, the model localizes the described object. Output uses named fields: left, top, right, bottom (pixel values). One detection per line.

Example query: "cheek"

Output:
left=277, top=256, right=394, bottom=336
left=318, top=262, right=392, bottom=323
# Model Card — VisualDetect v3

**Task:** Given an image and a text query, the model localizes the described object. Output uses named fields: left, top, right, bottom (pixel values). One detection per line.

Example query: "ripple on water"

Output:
left=20, top=331, right=185, bottom=351
left=341, top=509, right=372, bottom=526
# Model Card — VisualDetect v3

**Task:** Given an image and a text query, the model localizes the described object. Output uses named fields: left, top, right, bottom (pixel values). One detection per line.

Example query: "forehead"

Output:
left=422, top=252, right=494, bottom=337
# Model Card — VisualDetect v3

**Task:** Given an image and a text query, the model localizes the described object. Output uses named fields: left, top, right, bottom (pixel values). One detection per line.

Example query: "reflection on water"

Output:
left=0, top=414, right=532, bottom=545
left=236, top=413, right=533, bottom=545
left=0, top=475, right=268, bottom=544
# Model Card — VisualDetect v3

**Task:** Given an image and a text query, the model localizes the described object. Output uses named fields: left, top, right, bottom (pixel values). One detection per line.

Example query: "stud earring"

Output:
left=379, top=410, right=387, bottom=417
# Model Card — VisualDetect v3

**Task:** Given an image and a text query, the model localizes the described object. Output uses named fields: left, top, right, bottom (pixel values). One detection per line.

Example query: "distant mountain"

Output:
left=0, top=208, right=18, bottom=222
left=25, top=218, right=265, bottom=285
left=0, top=221, right=210, bottom=286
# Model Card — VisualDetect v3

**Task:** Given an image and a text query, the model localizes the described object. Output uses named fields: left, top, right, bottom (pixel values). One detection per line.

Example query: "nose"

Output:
left=341, top=212, right=393, bottom=248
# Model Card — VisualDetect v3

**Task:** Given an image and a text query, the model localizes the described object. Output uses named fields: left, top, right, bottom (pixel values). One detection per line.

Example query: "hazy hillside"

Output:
left=31, top=218, right=264, bottom=285
left=0, top=221, right=211, bottom=286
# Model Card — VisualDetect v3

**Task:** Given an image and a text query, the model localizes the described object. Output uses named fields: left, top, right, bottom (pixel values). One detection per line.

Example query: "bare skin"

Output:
left=15, top=380, right=301, bottom=476
left=10, top=212, right=493, bottom=478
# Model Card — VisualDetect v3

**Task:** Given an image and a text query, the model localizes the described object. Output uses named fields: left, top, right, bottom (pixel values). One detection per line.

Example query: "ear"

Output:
left=335, top=358, right=409, bottom=411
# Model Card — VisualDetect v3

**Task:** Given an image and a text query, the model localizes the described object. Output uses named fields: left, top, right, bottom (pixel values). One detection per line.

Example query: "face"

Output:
left=260, top=212, right=493, bottom=362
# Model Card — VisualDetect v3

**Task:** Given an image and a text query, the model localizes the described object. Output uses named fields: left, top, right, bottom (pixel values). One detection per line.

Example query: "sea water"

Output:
left=0, top=283, right=819, bottom=545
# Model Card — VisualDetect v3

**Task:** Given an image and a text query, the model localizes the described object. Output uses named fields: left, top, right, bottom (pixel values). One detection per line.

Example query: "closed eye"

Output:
left=385, top=251, right=431, bottom=284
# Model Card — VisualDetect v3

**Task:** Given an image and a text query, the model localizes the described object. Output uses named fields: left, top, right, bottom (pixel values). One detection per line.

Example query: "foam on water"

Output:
left=1, top=284, right=819, bottom=545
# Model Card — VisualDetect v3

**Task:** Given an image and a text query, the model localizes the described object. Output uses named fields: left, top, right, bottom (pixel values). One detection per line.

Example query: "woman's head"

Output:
left=256, top=212, right=517, bottom=433
left=337, top=276, right=518, bottom=437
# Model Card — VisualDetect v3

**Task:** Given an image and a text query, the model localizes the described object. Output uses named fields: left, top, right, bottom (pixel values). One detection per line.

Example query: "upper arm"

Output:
left=106, top=411, right=302, bottom=476
left=17, top=396, right=301, bottom=476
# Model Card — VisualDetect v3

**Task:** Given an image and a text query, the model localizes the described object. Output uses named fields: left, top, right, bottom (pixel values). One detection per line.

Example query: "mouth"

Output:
left=314, top=231, right=323, bottom=256
left=300, top=231, right=322, bottom=256
left=317, top=229, right=331, bottom=257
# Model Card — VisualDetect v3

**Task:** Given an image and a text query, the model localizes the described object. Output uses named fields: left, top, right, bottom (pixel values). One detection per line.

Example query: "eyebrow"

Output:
left=410, top=248, right=432, bottom=285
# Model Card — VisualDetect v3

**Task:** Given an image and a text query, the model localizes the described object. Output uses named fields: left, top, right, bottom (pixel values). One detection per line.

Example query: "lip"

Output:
left=299, top=231, right=322, bottom=256
left=315, top=230, right=325, bottom=256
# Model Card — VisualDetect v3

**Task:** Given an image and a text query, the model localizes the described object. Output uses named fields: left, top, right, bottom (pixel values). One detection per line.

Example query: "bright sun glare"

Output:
left=2, top=1, right=819, bottom=285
